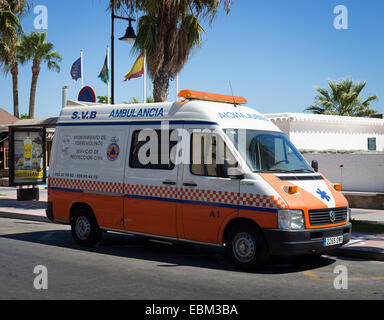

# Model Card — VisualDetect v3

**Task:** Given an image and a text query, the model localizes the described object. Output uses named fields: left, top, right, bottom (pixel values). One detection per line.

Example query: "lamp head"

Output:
left=119, top=20, right=136, bottom=44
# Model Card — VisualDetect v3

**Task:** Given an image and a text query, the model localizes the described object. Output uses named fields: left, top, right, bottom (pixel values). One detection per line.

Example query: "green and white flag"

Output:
left=98, top=56, right=109, bottom=84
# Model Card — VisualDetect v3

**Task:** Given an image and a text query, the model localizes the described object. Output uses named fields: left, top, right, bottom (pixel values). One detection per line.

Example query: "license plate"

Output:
left=323, top=236, right=343, bottom=247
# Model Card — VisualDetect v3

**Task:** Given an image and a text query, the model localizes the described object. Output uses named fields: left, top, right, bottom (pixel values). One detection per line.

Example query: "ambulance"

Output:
left=47, top=90, right=351, bottom=269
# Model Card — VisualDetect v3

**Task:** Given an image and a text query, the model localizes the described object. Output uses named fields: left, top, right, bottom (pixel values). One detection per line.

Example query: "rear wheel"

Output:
left=71, top=208, right=102, bottom=247
left=226, top=223, right=269, bottom=270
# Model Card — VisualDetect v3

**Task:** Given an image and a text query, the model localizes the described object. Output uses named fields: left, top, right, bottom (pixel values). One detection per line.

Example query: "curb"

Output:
left=0, top=211, right=51, bottom=223
left=331, top=247, right=384, bottom=262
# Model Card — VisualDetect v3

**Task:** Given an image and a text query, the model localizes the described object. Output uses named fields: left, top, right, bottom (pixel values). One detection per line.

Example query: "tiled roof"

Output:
left=0, top=108, right=18, bottom=125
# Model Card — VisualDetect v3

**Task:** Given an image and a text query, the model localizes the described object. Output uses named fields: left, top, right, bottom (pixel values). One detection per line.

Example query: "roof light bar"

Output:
left=178, top=90, right=247, bottom=105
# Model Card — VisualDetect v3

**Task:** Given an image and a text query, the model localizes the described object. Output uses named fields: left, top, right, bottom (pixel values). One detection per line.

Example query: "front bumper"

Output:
left=263, top=223, right=352, bottom=256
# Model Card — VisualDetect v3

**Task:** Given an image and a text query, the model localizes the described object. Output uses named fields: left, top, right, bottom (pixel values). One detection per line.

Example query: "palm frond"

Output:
left=114, top=0, right=232, bottom=101
left=306, top=78, right=378, bottom=117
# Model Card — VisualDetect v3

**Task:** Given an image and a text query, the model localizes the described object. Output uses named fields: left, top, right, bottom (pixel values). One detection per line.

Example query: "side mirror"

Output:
left=311, top=160, right=318, bottom=172
left=227, top=167, right=245, bottom=179
left=217, top=159, right=244, bottom=179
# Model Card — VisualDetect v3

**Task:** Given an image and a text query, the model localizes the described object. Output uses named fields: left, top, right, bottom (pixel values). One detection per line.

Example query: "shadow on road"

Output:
left=0, top=199, right=48, bottom=210
left=1, top=227, right=337, bottom=274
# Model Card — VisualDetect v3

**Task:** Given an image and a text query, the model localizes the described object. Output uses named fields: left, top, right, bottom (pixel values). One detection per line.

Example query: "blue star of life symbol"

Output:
left=316, top=188, right=330, bottom=202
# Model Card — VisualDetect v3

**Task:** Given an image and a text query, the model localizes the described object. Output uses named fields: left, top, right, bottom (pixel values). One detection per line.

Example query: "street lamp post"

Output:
left=111, top=2, right=136, bottom=104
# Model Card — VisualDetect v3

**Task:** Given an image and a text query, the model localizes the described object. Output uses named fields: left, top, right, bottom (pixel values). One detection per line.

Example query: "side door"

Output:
left=180, top=126, right=240, bottom=244
left=123, top=125, right=179, bottom=238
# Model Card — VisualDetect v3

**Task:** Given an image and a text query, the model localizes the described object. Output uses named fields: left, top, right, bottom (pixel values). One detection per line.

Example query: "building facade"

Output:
left=265, top=113, right=384, bottom=192
left=265, top=113, right=384, bottom=152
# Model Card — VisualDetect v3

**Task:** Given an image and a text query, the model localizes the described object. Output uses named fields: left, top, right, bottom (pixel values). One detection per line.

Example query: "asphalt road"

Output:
left=0, top=217, right=383, bottom=300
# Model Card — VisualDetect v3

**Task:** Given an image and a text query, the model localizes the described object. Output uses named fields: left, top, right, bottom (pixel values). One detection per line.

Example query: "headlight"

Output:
left=278, top=210, right=305, bottom=230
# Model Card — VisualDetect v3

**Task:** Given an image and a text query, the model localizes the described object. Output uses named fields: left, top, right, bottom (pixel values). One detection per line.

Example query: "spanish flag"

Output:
left=124, top=52, right=144, bottom=81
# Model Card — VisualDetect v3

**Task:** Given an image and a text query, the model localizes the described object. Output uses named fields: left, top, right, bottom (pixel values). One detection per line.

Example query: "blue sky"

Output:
left=1, top=0, right=383, bottom=118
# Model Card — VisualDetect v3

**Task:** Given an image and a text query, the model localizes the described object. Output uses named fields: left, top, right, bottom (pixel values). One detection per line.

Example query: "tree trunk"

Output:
left=29, top=60, right=40, bottom=119
left=11, top=62, right=19, bottom=119
left=153, top=70, right=170, bottom=102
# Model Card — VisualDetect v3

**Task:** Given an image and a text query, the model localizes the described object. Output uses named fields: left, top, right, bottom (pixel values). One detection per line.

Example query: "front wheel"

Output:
left=226, top=223, right=269, bottom=270
left=71, top=209, right=102, bottom=247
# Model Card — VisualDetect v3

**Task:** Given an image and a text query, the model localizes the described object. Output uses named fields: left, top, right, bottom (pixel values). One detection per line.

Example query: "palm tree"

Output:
left=97, top=96, right=111, bottom=104
left=0, top=0, right=29, bottom=118
left=305, top=79, right=378, bottom=117
left=122, top=96, right=155, bottom=104
left=113, top=0, right=232, bottom=102
left=18, top=31, right=62, bottom=119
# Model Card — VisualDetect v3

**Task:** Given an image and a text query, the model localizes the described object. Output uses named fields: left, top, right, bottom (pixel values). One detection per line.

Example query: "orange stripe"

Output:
left=50, top=189, right=124, bottom=229
left=239, top=209, right=278, bottom=229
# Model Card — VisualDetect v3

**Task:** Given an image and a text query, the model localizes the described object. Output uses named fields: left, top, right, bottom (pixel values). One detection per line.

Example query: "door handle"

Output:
left=183, top=182, right=197, bottom=187
left=163, top=181, right=176, bottom=186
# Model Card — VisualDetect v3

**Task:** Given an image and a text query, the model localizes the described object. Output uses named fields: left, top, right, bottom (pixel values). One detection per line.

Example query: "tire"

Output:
left=71, top=208, right=102, bottom=247
left=226, top=223, right=269, bottom=270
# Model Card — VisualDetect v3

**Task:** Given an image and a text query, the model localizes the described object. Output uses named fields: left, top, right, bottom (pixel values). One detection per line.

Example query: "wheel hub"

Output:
left=233, top=232, right=256, bottom=263
left=76, top=216, right=91, bottom=240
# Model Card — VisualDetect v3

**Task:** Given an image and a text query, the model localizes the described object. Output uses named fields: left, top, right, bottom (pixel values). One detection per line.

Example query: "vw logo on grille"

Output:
left=329, top=210, right=336, bottom=223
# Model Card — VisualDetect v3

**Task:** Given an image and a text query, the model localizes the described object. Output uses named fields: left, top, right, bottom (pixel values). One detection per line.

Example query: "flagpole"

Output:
left=143, top=51, right=147, bottom=103
left=80, top=50, right=84, bottom=89
left=107, top=46, right=110, bottom=104
left=176, top=73, right=179, bottom=101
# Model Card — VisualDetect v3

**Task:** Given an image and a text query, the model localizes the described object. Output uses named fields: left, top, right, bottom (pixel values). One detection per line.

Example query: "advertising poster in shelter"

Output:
left=9, top=128, right=46, bottom=186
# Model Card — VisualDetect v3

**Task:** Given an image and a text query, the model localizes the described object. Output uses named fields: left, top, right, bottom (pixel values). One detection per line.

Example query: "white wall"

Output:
left=267, top=114, right=384, bottom=152
left=303, top=153, right=384, bottom=192
left=290, top=121, right=384, bottom=151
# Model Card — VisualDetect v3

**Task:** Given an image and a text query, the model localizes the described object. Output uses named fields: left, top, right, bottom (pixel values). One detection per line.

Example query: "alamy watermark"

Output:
left=334, top=5, right=348, bottom=30
left=31, top=4, right=348, bottom=31
left=333, top=265, right=348, bottom=290
left=33, top=265, right=48, bottom=290
left=33, top=5, right=48, bottom=30
left=131, top=126, right=244, bottom=168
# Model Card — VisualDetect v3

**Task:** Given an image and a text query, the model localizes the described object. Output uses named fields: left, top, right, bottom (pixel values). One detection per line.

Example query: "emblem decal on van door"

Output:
left=106, top=137, right=120, bottom=161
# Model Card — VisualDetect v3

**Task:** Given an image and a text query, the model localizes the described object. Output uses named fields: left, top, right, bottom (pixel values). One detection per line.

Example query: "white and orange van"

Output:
left=47, top=90, right=351, bottom=269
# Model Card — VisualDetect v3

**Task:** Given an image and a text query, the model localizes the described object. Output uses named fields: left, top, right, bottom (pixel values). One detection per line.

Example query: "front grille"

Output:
left=308, top=207, right=348, bottom=226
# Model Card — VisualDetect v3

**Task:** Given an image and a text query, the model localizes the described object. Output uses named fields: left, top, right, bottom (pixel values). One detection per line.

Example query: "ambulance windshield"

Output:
left=226, top=130, right=314, bottom=173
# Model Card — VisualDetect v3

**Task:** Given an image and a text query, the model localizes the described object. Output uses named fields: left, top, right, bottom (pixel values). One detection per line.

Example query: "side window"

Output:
left=252, top=134, right=288, bottom=170
left=252, top=134, right=275, bottom=170
left=129, top=129, right=177, bottom=170
left=190, top=133, right=236, bottom=177
left=274, top=137, right=287, bottom=164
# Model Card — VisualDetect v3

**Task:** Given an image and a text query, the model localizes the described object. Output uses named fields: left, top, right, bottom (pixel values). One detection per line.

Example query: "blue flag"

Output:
left=71, top=57, right=81, bottom=81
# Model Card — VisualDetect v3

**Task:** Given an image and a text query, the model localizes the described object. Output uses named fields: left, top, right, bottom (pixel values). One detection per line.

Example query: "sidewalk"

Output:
left=351, top=208, right=384, bottom=223
left=0, top=187, right=383, bottom=261
left=0, top=187, right=49, bottom=223
left=332, top=208, right=384, bottom=261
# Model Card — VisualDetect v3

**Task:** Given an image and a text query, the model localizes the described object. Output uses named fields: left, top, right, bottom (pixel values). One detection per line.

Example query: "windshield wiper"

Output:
left=254, top=169, right=292, bottom=173
left=283, top=169, right=315, bottom=173
left=254, top=169, right=315, bottom=174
